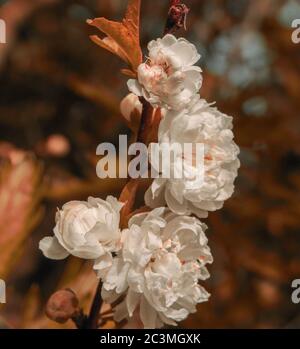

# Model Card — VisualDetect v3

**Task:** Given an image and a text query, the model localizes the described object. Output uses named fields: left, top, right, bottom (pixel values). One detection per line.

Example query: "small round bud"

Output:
left=45, top=134, right=70, bottom=157
left=45, top=289, right=79, bottom=324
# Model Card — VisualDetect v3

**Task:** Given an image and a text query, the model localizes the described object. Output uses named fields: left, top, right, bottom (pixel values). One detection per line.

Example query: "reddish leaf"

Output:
left=87, top=0, right=142, bottom=75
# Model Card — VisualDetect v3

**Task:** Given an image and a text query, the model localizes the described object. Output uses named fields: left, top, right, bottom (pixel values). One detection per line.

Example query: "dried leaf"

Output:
left=67, top=75, right=120, bottom=114
left=87, top=0, right=142, bottom=75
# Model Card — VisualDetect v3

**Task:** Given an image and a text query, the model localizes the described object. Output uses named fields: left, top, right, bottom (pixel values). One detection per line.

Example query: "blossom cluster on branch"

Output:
left=39, top=2, right=239, bottom=329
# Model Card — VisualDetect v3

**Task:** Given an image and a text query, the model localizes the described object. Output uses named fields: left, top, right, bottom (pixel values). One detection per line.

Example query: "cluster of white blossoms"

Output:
left=39, top=34, right=239, bottom=329
left=102, top=208, right=212, bottom=328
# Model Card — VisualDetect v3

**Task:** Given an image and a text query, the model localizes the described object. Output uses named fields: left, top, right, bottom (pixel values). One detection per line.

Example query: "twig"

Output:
left=72, top=309, right=88, bottom=329
left=137, top=97, right=154, bottom=144
left=85, top=280, right=103, bottom=329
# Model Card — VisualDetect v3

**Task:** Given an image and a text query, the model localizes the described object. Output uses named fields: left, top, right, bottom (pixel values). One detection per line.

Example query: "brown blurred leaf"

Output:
left=87, top=0, right=142, bottom=75
left=67, top=75, right=120, bottom=115
left=21, top=284, right=42, bottom=327
left=0, top=152, right=43, bottom=279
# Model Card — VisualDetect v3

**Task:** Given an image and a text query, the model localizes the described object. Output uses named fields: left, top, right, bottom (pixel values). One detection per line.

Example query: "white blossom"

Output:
left=102, top=208, right=212, bottom=329
left=145, top=99, right=240, bottom=218
left=128, top=34, right=202, bottom=111
left=39, top=196, right=123, bottom=276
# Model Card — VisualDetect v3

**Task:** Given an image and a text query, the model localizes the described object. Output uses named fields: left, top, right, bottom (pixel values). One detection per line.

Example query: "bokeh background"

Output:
left=0, top=0, right=300, bottom=329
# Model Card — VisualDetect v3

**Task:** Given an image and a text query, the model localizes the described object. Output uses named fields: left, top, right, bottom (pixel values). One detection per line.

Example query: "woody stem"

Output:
left=85, top=280, right=103, bottom=329
left=137, top=97, right=154, bottom=144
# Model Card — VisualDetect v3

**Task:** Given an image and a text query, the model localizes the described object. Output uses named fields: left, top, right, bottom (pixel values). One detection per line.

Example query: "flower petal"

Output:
left=39, top=236, right=69, bottom=260
left=140, top=296, right=157, bottom=329
left=127, top=79, right=142, bottom=96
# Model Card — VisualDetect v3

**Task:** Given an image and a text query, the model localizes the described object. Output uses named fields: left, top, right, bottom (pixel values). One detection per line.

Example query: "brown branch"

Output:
left=137, top=97, right=154, bottom=144
left=85, top=280, right=103, bottom=329
left=119, top=179, right=140, bottom=229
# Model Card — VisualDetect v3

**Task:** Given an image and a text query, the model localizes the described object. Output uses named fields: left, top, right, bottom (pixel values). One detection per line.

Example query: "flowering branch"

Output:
left=80, top=2, right=190, bottom=329
left=83, top=0, right=192, bottom=329
left=40, top=0, right=239, bottom=330
left=118, top=0, right=189, bottom=220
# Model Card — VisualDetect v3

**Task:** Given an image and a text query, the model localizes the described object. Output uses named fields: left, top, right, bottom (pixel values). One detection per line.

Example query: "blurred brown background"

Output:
left=0, top=0, right=300, bottom=329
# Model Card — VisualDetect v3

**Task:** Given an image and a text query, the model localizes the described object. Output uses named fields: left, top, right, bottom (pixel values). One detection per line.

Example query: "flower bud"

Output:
left=45, top=289, right=79, bottom=324
left=45, top=134, right=70, bottom=157
left=120, top=93, right=142, bottom=122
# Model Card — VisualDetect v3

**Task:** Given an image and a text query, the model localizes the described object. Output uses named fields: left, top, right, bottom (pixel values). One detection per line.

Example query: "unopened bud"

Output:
left=120, top=93, right=143, bottom=133
left=164, top=2, right=190, bottom=34
left=45, top=288, right=79, bottom=324
left=45, top=134, right=70, bottom=157
left=120, top=93, right=142, bottom=122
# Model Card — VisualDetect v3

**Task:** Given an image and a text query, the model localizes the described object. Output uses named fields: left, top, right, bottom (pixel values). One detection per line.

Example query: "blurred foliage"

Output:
left=0, top=0, right=300, bottom=329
